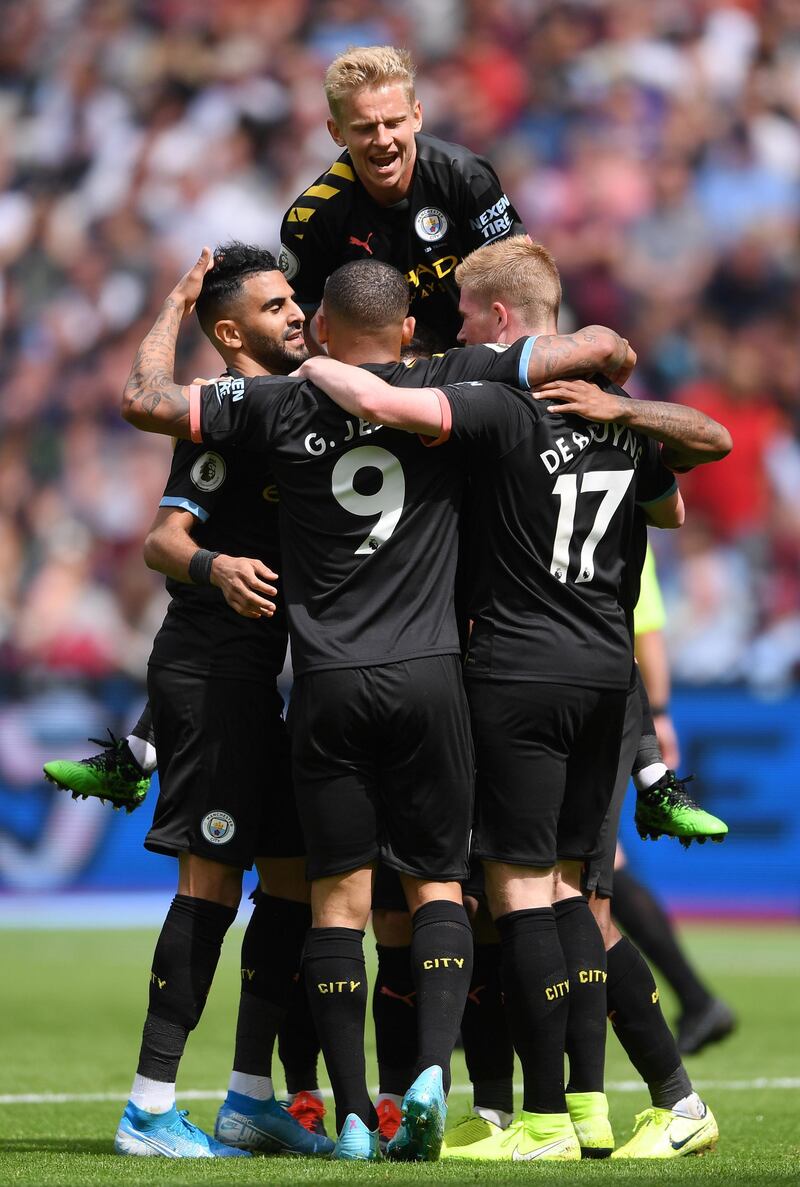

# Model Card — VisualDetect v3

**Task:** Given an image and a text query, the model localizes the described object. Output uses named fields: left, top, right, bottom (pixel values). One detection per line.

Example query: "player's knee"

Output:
left=178, top=853, right=243, bottom=908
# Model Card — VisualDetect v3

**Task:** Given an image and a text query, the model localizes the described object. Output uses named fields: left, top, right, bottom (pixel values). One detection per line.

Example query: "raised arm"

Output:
left=525, top=326, right=636, bottom=387
left=143, top=506, right=278, bottom=618
left=532, top=380, right=732, bottom=470
left=295, top=356, right=443, bottom=435
left=121, top=248, right=213, bottom=437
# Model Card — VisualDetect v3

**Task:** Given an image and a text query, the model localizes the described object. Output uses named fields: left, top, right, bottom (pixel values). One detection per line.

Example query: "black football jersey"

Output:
left=191, top=374, right=465, bottom=676
left=438, top=379, right=677, bottom=690
left=149, top=379, right=287, bottom=682
left=279, top=132, right=525, bottom=350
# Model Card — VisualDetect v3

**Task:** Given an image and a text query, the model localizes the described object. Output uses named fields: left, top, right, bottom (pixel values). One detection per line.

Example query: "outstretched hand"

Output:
left=532, top=380, right=627, bottom=422
left=168, top=247, right=214, bottom=319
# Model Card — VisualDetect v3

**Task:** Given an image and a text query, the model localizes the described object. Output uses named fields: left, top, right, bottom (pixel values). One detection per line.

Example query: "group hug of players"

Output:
left=44, top=47, right=733, bottom=1162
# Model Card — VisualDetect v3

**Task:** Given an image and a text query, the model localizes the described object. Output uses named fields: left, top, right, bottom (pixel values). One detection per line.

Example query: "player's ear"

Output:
left=327, top=116, right=346, bottom=147
left=313, top=307, right=329, bottom=346
left=411, top=97, right=422, bottom=131
left=401, top=315, right=416, bottom=346
left=214, top=318, right=242, bottom=350
left=492, top=301, right=510, bottom=340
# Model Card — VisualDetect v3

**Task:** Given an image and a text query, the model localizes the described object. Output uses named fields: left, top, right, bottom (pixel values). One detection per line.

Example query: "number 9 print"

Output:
left=331, top=446, right=406, bottom=555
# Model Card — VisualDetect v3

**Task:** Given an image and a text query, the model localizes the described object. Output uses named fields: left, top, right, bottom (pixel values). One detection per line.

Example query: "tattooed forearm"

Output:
left=121, top=298, right=191, bottom=436
left=617, top=400, right=732, bottom=467
left=527, top=326, right=626, bottom=385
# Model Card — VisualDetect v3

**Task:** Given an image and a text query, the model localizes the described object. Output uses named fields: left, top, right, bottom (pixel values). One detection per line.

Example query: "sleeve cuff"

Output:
left=159, top=496, right=210, bottom=522
left=518, top=335, right=538, bottom=389
left=188, top=385, right=202, bottom=444
left=419, top=389, right=452, bottom=447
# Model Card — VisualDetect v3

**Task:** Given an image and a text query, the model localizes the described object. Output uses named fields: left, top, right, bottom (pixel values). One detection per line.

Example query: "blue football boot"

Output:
left=213, top=1087, right=332, bottom=1153
left=214, top=1090, right=334, bottom=1155
left=115, top=1101, right=250, bottom=1158
left=332, top=1113, right=382, bottom=1161
left=386, top=1065, right=447, bottom=1161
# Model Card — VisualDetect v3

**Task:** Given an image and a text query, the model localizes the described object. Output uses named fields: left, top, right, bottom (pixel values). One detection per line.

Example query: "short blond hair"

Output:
left=455, top=237, right=562, bottom=323
left=324, top=46, right=416, bottom=117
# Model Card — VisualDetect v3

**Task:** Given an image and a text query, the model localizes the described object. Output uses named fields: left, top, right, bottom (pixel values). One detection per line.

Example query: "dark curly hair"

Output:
left=195, top=241, right=279, bottom=336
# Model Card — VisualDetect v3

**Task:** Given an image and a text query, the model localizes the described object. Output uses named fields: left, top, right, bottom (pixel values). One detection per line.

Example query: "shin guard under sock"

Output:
left=373, top=944, right=416, bottom=1096
left=137, top=894, right=236, bottom=1081
left=606, top=936, right=691, bottom=1106
left=496, top=907, right=568, bottom=1115
left=303, top=927, right=376, bottom=1131
left=554, top=896, right=608, bottom=1094
left=278, top=976, right=321, bottom=1094
left=410, top=901, right=473, bottom=1095
left=232, top=894, right=311, bottom=1078
left=460, top=942, right=514, bottom=1114
left=612, top=870, right=712, bottom=1013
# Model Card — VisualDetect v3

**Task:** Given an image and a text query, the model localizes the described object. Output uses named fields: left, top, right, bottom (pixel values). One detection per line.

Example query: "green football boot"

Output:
left=611, top=1103, right=718, bottom=1159
left=43, top=731, right=150, bottom=813
left=635, top=773, right=728, bottom=847
left=440, top=1111, right=579, bottom=1162
left=566, top=1091, right=614, bottom=1158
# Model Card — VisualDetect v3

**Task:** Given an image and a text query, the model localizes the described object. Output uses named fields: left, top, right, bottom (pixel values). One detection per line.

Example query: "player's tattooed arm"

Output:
left=295, top=356, right=442, bottom=435
left=122, top=248, right=214, bottom=436
left=532, top=380, right=733, bottom=469
left=525, top=326, right=636, bottom=387
left=143, top=506, right=278, bottom=618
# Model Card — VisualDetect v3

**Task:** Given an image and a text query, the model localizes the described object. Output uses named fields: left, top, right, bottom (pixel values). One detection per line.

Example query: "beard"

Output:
left=245, top=327, right=309, bottom=376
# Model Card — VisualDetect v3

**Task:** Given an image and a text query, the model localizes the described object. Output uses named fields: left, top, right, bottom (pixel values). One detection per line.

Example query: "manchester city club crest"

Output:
left=201, top=810, right=236, bottom=844
left=414, top=207, right=449, bottom=243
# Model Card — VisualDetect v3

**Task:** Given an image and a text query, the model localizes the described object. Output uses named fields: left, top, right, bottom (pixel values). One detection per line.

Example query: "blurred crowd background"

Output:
left=1, top=0, right=799, bottom=698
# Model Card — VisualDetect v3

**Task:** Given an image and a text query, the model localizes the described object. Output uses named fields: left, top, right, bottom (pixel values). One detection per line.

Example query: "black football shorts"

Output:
left=583, top=681, right=643, bottom=898
left=466, top=678, right=627, bottom=869
left=288, top=655, right=474, bottom=882
left=371, top=862, right=409, bottom=912
left=145, top=665, right=304, bottom=868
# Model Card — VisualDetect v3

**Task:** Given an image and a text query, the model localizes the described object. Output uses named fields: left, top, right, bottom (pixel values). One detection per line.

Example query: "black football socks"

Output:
left=606, top=936, right=692, bottom=1108
left=278, top=976, right=321, bottom=1095
left=554, top=896, right=608, bottom=1094
left=231, top=893, right=311, bottom=1080
left=373, top=944, right=416, bottom=1096
left=460, top=941, right=514, bottom=1115
left=303, top=927, right=377, bottom=1131
left=410, top=900, right=473, bottom=1094
left=496, top=907, right=568, bottom=1114
left=137, top=894, right=236, bottom=1082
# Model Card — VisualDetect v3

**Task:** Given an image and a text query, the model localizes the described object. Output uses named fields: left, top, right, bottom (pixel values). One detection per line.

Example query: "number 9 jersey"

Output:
left=189, top=373, right=466, bottom=676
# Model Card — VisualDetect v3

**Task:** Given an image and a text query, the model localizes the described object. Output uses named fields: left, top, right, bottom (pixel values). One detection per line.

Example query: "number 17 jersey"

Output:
left=190, top=374, right=465, bottom=676
left=437, top=378, right=678, bottom=690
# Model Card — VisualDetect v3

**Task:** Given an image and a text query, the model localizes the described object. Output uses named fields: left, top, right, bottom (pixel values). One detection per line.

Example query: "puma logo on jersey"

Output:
left=349, top=232, right=374, bottom=255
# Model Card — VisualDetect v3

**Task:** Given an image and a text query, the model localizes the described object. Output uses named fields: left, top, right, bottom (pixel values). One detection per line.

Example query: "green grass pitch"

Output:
left=1, top=922, right=798, bottom=1185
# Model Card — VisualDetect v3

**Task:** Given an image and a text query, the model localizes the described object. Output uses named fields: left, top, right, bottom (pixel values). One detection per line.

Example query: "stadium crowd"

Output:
left=0, top=0, right=798, bottom=691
